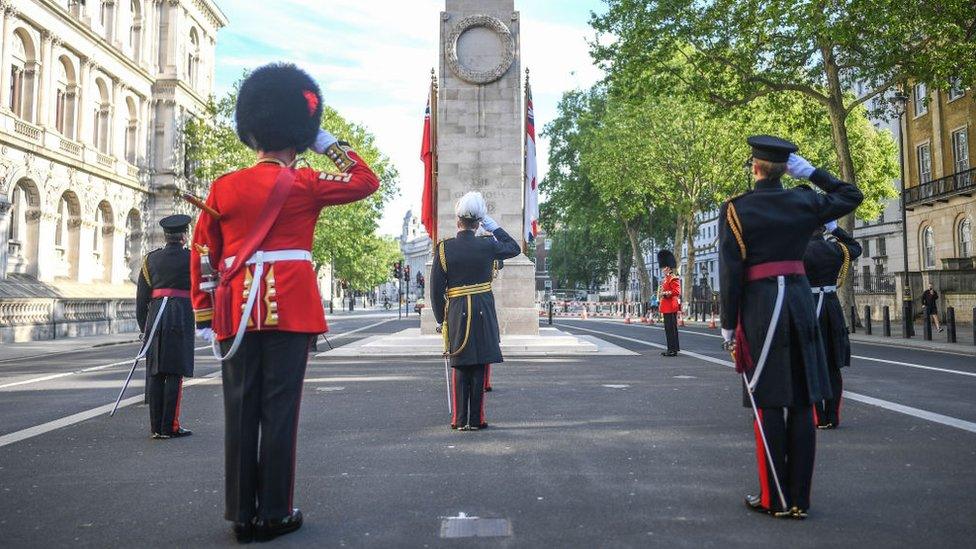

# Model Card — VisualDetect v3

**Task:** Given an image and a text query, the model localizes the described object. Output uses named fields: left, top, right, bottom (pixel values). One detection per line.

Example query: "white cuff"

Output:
left=481, top=215, right=500, bottom=232
left=721, top=328, right=735, bottom=342
left=311, top=129, right=338, bottom=154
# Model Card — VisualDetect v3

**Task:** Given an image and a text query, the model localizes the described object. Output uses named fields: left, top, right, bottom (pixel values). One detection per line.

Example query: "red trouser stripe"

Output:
left=753, top=409, right=771, bottom=509
left=813, top=405, right=820, bottom=427
left=171, top=378, right=184, bottom=432
left=836, top=394, right=843, bottom=425
left=484, top=364, right=492, bottom=390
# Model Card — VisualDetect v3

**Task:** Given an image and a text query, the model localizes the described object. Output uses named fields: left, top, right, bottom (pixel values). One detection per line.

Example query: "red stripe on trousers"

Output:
left=753, top=409, right=771, bottom=509
left=837, top=395, right=843, bottom=425
left=484, top=364, right=492, bottom=390
left=171, top=377, right=184, bottom=432
left=813, top=405, right=820, bottom=427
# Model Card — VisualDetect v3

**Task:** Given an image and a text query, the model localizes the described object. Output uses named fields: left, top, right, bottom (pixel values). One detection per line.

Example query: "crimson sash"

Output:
left=214, top=167, right=297, bottom=335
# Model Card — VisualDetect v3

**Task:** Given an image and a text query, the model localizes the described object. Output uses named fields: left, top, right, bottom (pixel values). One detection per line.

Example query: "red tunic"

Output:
left=190, top=146, right=379, bottom=340
left=659, top=274, right=681, bottom=314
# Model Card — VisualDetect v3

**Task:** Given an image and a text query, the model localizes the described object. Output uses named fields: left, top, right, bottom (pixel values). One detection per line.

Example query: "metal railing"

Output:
left=904, top=166, right=976, bottom=209
left=852, top=272, right=897, bottom=294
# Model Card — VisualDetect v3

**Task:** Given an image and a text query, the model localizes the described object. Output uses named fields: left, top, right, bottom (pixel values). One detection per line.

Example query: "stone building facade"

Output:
left=0, top=0, right=225, bottom=342
left=399, top=209, right=432, bottom=304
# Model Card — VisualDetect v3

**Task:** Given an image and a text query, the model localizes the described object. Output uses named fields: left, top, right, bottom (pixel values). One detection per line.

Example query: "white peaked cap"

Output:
left=455, top=191, right=487, bottom=220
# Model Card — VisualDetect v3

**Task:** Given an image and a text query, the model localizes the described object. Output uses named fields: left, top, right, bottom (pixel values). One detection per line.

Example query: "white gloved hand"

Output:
left=196, top=328, right=214, bottom=342
left=786, top=153, right=816, bottom=179
left=435, top=324, right=443, bottom=334
left=825, top=220, right=839, bottom=232
left=480, top=215, right=500, bottom=232
left=721, top=328, right=735, bottom=343
left=311, top=128, right=338, bottom=154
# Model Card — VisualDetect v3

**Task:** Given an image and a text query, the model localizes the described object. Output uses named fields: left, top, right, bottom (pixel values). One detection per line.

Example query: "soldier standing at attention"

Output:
left=136, top=215, right=195, bottom=440
left=190, top=63, right=380, bottom=543
left=719, top=135, right=862, bottom=519
left=804, top=220, right=862, bottom=429
left=431, top=192, right=521, bottom=431
left=658, top=250, right=681, bottom=357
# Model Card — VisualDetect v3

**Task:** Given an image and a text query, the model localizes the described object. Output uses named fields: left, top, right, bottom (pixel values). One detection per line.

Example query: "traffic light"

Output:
left=393, top=261, right=402, bottom=279
left=403, top=264, right=411, bottom=281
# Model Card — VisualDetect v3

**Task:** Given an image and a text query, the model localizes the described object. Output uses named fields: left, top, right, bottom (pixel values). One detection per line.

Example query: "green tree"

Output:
left=185, top=78, right=400, bottom=296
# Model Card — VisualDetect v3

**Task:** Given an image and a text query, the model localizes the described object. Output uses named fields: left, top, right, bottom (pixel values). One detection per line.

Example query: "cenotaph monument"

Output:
left=420, top=0, right=538, bottom=336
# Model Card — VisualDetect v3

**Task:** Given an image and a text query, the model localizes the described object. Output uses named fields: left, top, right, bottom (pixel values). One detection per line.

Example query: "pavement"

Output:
left=0, top=311, right=974, bottom=547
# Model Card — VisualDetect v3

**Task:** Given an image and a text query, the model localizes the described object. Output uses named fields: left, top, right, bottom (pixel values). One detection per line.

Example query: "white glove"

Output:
left=786, top=153, right=815, bottom=179
left=196, top=328, right=214, bottom=342
left=311, top=128, right=338, bottom=154
left=721, top=328, right=735, bottom=343
left=435, top=324, right=443, bottom=334
left=825, top=220, right=838, bottom=232
left=480, top=215, right=500, bottom=232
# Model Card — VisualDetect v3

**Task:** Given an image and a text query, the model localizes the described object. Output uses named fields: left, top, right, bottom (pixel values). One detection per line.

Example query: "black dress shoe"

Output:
left=661, top=351, right=678, bottom=357
left=459, top=425, right=471, bottom=431
left=478, top=423, right=489, bottom=430
left=745, top=494, right=789, bottom=517
left=817, top=422, right=835, bottom=430
left=151, top=432, right=171, bottom=440
left=232, top=521, right=254, bottom=543
left=450, top=424, right=459, bottom=430
left=255, top=509, right=303, bottom=541
left=789, top=506, right=808, bottom=520
left=484, top=386, right=493, bottom=392
left=166, top=427, right=193, bottom=438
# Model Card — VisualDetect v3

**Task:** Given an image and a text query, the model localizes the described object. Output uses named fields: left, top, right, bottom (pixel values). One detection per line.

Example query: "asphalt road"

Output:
left=0, top=314, right=973, bottom=547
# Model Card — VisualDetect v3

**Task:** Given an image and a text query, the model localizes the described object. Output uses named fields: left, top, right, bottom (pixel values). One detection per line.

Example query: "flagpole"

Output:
left=431, top=69, right=439, bottom=243
left=522, top=67, right=529, bottom=254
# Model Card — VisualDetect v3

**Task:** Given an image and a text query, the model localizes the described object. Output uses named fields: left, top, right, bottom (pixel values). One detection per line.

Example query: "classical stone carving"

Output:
left=446, top=15, right=515, bottom=85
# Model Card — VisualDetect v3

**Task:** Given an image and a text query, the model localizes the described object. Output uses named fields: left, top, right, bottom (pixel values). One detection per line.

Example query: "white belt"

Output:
left=811, top=285, right=837, bottom=318
left=224, top=249, right=312, bottom=269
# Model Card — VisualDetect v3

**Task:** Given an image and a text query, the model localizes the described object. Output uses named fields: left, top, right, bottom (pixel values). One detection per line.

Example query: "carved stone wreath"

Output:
left=446, top=15, right=515, bottom=85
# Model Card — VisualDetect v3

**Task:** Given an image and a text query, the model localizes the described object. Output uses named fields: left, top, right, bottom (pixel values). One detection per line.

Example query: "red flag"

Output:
left=420, top=96, right=436, bottom=242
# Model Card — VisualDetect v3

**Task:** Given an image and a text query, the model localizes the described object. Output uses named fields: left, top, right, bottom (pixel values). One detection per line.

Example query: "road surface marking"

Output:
left=304, top=376, right=418, bottom=383
left=603, top=384, right=630, bottom=389
left=559, top=323, right=976, bottom=435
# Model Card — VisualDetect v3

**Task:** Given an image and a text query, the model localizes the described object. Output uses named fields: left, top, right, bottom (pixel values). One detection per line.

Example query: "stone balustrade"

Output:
left=0, top=298, right=138, bottom=343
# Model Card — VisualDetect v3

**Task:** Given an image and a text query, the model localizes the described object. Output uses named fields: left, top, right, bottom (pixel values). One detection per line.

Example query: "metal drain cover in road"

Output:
left=439, top=513, right=512, bottom=538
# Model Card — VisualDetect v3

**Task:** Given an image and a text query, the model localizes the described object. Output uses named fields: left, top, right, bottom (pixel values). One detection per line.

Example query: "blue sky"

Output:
left=213, top=0, right=606, bottom=235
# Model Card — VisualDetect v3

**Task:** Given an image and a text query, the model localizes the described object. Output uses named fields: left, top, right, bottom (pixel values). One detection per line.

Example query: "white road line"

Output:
left=558, top=323, right=976, bottom=435
left=315, top=318, right=397, bottom=356
left=0, top=370, right=222, bottom=449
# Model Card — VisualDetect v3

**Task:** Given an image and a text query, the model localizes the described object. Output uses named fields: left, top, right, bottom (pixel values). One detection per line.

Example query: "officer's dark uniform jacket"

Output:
left=431, top=228, right=521, bottom=367
left=136, top=243, right=195, bottom=378
left=719, top=169, right=863, bottom=407
left=803, top=227, right=862, bottom=371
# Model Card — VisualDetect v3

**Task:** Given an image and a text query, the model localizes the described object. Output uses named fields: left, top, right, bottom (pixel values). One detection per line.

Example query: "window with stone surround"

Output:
left=5, top=179, right=39, bottom=276
left=951, top=128, right=969, bottom=176
left=129, top=0, right=143, bottom=60
left=8, top=30, right=32, bottom=120
left=188, top=27, right=200, bottom=87
left=917, top=143, right=932, bottom=184
left=913, top=82, right=928, bottom=117
left=948, top=77, right=966, bottom=101
left=959, top=218, right=973, bottom=258
left=922, top=226, right=936, bottom=269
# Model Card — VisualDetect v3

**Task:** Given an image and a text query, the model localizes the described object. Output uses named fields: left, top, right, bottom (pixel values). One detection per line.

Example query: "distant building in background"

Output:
left=534, top=231, right=550, bottom=300
left=399, top=209, right=432, bottom=303
left=0, top=0, right=225, bottom=342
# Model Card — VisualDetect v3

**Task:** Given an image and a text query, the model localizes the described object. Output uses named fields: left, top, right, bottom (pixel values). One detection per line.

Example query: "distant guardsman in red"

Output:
left=189, top=63, right=380, bottom=543
left=658, top=250, right=681, bottom=357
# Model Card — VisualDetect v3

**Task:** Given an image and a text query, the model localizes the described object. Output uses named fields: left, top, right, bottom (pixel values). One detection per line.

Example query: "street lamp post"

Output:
left=893, top=91, right=913, bottom=338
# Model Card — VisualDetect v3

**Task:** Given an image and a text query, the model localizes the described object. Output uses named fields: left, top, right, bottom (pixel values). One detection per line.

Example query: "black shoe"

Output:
left=450, top=424, right=459, bottom=430
left=817, top=422, right=835, bottom=430
left=485, top=386, right=493, bottom=392
left=478, top=423, right=489, bottom=430
left=255, top=509, right=303, bottom=542
left=151, top=432, right=171, bottom=440
left=232, top=521, right=254, bottom=544
left=745, top=494, right=788, bottom=517
left=167, top=427, right=193, bottom=438
left=467, top=425, right=480, bottom=431
left=789, top=506, right=809, bottom=520
left=661, top=351, right=678, bottom=357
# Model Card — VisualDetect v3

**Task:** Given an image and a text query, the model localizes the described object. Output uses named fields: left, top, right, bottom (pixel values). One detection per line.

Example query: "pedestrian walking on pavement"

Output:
left=719, top=135, right=863, bottom=519
left=189, top=63, right=380, bottom=543
left=804, top=221, right=862, bottom=429
left=431, top=192, right=521, bottom=431
left=135, top=215, right=195, bottom=440
left=658, top=250, right=681, bottom=356
left=922, top=284, right=943, bottom=333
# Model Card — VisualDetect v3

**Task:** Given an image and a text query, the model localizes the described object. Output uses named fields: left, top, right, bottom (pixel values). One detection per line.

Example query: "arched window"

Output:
left=124, top=97, right=138, bottom=163
left=5, top=179, right=40, bottom=276
left=187, top=27, right=200, bottom=87
left=129, top=0, right=142, bottom=61
left=100, top=0, right=116, bottom=41
left=921, top=226, right=936, bottom=269
left=92, top=77, right=111, bottom=153
left=959, top=218, right=973, bottom=258
left=54, top=191, right=81, bottom=280
left=8, top=30, right=35, bottom=120
left=55, top=56, right=78, bottom=137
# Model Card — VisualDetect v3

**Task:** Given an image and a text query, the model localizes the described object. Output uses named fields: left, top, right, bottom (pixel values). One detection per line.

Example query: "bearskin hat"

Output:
left=235, top=63, right=323, bottom=153
left=657, top=249, right=677, bottom=270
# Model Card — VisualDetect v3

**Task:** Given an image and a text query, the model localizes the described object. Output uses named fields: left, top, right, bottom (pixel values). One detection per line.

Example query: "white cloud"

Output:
left=214, top=1, right=602, bottom=236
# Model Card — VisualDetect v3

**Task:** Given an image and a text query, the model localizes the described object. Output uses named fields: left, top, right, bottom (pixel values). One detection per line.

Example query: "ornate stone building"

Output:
left=0, top=0, right=225, bottom=342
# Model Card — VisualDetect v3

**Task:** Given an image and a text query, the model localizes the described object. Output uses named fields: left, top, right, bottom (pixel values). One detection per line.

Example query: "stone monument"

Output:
left=420, top=0, right=539, bottom=336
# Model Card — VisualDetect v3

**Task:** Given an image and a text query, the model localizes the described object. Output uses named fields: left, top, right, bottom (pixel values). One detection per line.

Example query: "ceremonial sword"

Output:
left=110, top=297, right=169, bottom=416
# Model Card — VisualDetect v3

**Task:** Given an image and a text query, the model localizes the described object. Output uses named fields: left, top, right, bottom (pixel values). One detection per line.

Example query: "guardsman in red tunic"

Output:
left=658, top=250, right=681, bottom=356
left=189, top=63, right=380, bottom=543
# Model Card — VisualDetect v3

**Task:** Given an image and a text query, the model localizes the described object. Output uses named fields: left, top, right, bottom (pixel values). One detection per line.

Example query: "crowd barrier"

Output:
left=538, top=300, right=720, bottom=328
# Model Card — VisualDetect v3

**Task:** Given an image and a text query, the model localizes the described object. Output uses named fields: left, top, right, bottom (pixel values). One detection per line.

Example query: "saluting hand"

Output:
left=310, top=128, right=338, bottom=154
left=786, top=153, right=815, bottom=180
left=480, top=215, right=500, bottom=232
left=825, top=219, right=839, bottom=232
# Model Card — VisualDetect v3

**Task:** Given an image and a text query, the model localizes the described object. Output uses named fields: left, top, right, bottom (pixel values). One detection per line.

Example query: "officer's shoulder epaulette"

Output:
left=724, top=190, right=752, bottom=207
left=437, top=237, right=455, bottom=246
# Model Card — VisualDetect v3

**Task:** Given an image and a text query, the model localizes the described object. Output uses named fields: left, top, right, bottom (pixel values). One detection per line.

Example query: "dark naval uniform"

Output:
left=719, top=136, right=863, bottom=516
left=431, top=228, right=521, bottom=429
left=804, top=226, right=861, bottom=428
left=136, top=215, right=195, bottom=439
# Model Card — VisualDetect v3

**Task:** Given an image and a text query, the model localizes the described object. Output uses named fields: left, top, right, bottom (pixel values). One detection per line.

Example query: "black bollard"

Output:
left=973, top=307, right=976, bottom=346
left=850, top=305, right=856, bottom=334
left=946, top=307, right=957, bottom=343
left=923, top=310, right=932, bottom=341
left=548, top=301, right=553, bottom=325
left=329, top=299, right=334, bottom=315
left=864, top=305, right=872, bottom=335
left=882, top=306, right=891, bottom=337
left=903, top=302, right=913, bottom=338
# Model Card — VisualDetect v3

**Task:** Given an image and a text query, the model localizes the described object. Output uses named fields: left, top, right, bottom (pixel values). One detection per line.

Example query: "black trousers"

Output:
left=451, top=364, right=486, bottom=428
left=753, top=406, right=816, bottom=511
left=815, top=368, right=843, bottom=427
left=148, top=373, right=183, bottom=435
left=663, top=313, right=680, bottom=352
left=221, top=331, right=311, bottom=522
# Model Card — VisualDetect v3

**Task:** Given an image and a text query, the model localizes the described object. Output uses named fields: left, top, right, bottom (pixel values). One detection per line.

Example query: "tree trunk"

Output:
left=822, top=44, right=858, bottom=317
left=624, top=219, right=652, bottom=302
left=683, top=214, right=697, bottom=307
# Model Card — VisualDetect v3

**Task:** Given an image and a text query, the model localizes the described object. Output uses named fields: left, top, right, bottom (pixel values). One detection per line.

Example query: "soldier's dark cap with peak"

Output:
left=235, top=63, right=323, bottom=153
left=747, top=135, right=798, bottom=163
left=657, top=249, right=677, bottom=269
left=159, top=214, right=192, bottom=234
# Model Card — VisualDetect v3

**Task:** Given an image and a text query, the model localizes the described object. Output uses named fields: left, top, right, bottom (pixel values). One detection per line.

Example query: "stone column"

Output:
left=0, top=4, right=15, bottom=111
left=0, top=198, right=10, bottom=278
left=109, top=80, right=120, bottom=157
left=35, top=210, right=58, bottom=282
left=78, top=219, right=96, bottom=284
left=77, top=59, right=92, bottom=146
left=930, top=89, right=944, bottom=179
left=421, top=0, right=538, bottom=335
left=36, top=31, right=53, bottom=127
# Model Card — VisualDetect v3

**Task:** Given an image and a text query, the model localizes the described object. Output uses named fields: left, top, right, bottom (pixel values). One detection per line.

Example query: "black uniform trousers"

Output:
left=220, top=331, right=311, bottom=522
left=148, top=373, right=183, bottom=435
left=663, top=313, right=680, bottom=353
left=754, top=406, right=816, bottom=511
left=815, top=368, right=843, bottom=427
left=451, top=364, right=486, bottom=428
